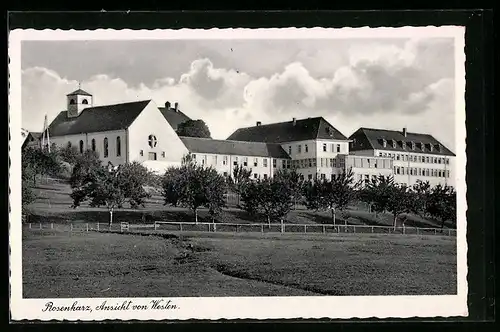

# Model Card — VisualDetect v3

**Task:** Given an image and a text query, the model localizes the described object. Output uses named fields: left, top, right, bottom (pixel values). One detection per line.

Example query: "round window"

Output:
left=148, top=135, right=157, bottom=148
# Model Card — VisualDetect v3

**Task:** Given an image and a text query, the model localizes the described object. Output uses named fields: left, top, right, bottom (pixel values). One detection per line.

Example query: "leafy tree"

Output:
left=22, top=166, right=37, bottom=217
left=227, top=164, right=252, bottom=206
left=22, top=147, right=61, bottom=185
left=303, top=168, right=358, bottom=225
left=177, top=119, right=212, bottom=138
left=117, top=162, right=152, bottom=208
left=386, top=184, right=416, bottom=230
left=411, top=180, right=432, bottom=217
left=426, top=185, right=456, bottom=229
left=275, top=168, right=304, bottom=209
left=205, top=168, right=227, bottom=223
left=161, top=166, right=184, bottom=207
left=70, top=162, right=151, bottom=226
left=240, top=180, right=261, bottom=216
left=59, top=142, right=80, bottom=165
left=69, top=149, right=102, bottom=188
left=358, top=175, right=394, bottom=217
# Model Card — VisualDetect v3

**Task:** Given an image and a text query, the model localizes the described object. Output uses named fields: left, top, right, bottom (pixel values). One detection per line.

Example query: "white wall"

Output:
left=127, top=101, right=189, bottom=170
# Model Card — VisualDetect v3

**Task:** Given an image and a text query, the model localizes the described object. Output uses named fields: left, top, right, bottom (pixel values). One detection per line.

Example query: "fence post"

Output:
left=371, top=226, right=374, bottom=233
left=29, top=223, right=31, bottom=229
left=180, top=223, right=183, bottom=232
left=86, top=223, right=89, bottom=232
left=353, top=225, right=356, bottom=233
left=448, top=229, right=451, bottom=236
left=434, top=229, right=437, bottom=236
left=51, top=223, right=54, bottom=230
left=70, top=223, right=73, bottom=232
left=304, top=225, right=307, bottom=234
left=261, top=224, right=264, bottom=234
left=39, top=223, right=42, bottom=230
left=154, top=221, right=157, bottom=231
left=403, top=225, right=405, bottom=235
left=322, top=225, right=325, bottom=234
left=97, top=223, right=100, bottom=231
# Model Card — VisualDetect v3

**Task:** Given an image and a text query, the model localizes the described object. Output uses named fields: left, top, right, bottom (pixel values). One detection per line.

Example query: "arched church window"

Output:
left=148, top=134, right=157, bottom=148
left=116, top=136, right=121, bottom=157
left=103, top=137, right=109, bottom=158
left=82, top=99, right=88, bottom=105
left=91, top=139, right=96, bottom=152
left=79, top=140, right=84, bottom=153
left=69, top=99, right=76, bottom=105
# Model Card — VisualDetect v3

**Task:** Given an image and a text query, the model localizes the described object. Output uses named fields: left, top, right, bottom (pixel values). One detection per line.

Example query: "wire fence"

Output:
left=23, top=221, right=457, bottom=237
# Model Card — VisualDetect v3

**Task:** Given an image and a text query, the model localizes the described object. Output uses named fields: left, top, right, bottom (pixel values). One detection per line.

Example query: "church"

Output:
left=38, top=88, right=455, bottom=188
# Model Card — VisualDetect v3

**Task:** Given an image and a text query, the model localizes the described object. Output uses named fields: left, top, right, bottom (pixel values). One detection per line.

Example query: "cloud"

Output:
left=21, top=38, right=456, bottom=151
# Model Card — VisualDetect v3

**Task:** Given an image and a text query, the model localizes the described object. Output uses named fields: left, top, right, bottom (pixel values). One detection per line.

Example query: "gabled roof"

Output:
left=47, top=100, right=151, bottom=137
left=349, top=127, right=455, bottom=156
left=66, top=89, right=92, bottom=97
left=158, top=107, right=191, bottom=130
left=180, top=137, right=291, bottom=159
left=226, top=117, right=348, bottom=143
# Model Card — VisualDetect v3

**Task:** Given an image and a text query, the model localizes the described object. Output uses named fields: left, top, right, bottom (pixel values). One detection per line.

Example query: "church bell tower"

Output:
left=67, top=84, right=93, bottom=118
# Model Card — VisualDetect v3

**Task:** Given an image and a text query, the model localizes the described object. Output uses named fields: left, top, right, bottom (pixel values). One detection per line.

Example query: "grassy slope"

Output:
left=22, top=230, right=457, bottom=298
left=27, top=178, right=452, bottom=229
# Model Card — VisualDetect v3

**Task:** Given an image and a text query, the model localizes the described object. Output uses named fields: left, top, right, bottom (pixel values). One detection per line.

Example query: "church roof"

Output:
left=66, top=89, right=93, bottom=97
left=159, top=107, right=191, bottom=130
left=349, top=127, right=456, bottom=156
left=226, top=117, right=348, bottom=143
left=47, top=100, right=151, bottom=137
left=180, top=137, right=290, bottom=159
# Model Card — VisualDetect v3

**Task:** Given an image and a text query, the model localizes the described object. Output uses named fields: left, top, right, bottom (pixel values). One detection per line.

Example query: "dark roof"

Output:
left=47, top=100, right=151, bottom=137
left=349, top=127, right=455, bottom=156
left=158, top=107, right=191, bottom=130
left=226, top=117, right=348, bottom=143
left=28, top=132, right=42, bottom=140
left=180, top=137, right=290, bottom=159
left=66, top=89, right=93, bottom=97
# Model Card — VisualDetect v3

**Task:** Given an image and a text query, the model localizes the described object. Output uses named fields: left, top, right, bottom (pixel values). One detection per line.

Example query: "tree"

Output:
left=22, top=166, right=36, bottom=217
left=176, top=119, right=212, bottom=138
left=358, top=175, right=394, bottom=217
left=303, top=168, right=358, bottom=225
left=69, top=149, right=102, bottom=188
left=240, top=180, right=261, bottom=216
left=426, top=185, right=456, bottom=229
left=22, top=147, right=61, bottom=185
left=411, top=180, right=432, bottom=217
left=70, top=162, right=151, bottom=226
left=117, top=162, right=152, bottom=208
left=59, top=142, right=80, bottom=165
left=227, top=164, right=252, bottom=206
left=386, top=184, right=416, bottom=231
left=275, top=168, right=304, bottom=209
left=204, top=168, right=227, bottom=223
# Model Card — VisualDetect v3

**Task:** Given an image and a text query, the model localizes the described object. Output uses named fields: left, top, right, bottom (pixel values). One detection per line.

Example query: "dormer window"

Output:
left=69, top=99, right=76, bottom=105
left=429, top=144, right=434, bottom=152
left=436, top=144, right=442, bottom=152
left=82, top=99, right=88, bottom=105
left=382, top=139, right=387, bottom=148
left=401, top=141, right=407, bottom=149
left=392, top=140, right=397, bottom=148
left=411, top=141, right=416, bottom=150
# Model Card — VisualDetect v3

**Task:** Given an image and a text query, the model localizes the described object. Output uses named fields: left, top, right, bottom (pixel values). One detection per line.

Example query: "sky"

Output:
left=21, top=37, right=457, bottom=152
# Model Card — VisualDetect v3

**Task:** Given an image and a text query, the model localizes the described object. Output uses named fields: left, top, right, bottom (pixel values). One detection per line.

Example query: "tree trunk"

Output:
left=109, top=208, right=114, bottom=227
left=393, top=213, right=397, bottom=231
left=267, top=215, right=271, bottom=229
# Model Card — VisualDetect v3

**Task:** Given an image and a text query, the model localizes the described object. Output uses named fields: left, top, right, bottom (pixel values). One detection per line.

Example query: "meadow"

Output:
left=22, top=229, right=457, bottom=298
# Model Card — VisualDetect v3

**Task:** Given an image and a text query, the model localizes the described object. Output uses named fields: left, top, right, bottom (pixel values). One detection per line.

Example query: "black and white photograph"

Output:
left=9, top=26, right=467, bottom=320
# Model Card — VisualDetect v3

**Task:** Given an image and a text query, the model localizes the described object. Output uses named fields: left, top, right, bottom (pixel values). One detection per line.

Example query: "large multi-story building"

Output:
left=348, top=127, right=455, bottom=188
left=38, top=88, right=454, bottom=187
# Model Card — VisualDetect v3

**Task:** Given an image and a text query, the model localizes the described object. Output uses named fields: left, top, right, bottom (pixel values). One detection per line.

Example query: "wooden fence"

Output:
left=23, top=221, right=457, bottom=237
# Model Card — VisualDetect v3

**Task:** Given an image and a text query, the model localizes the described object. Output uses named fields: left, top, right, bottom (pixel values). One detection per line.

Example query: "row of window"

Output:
left=71, top=136, right=121, bottom=158
left=379, top=152, right=450, bottom=164
left=287, top=143, right=343, bottom=155
left=348, top=157, right=392, bottom=170
left=394, top=166, right=450, bottom=178
left=191, top=154, right=290, bottom=169
left=381, top=139, right=442, bottom=152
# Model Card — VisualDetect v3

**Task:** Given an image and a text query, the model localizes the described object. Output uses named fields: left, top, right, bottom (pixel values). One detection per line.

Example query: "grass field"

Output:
left=26, top=178, right=453, bottom=229
left=23, top=229, right=457, bottom=298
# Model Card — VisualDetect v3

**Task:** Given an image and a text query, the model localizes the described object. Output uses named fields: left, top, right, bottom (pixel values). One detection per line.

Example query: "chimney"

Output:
left=402, top=127, right=407, bottom=137
left=292, top=117, right=297, bottom=126
left=165, top=101, right=171, bottom=109
left=256, top=121, right=261, bottom=126
left=174, top=102, right=179, bottom=112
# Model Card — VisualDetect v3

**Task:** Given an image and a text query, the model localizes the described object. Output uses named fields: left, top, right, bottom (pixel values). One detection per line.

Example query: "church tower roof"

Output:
left=66, top=88, right=92, bottom=97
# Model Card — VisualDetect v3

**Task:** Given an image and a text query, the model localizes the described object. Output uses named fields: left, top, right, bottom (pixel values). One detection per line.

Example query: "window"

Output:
left=213, top=156, right=218, bottom=164
left=148, top=134, right=157, bottom=148
left=192, top=154, right=197, bottom=160
left=320, top=173, right=326, bottom=179
left=91, top=139, right=96, bottom=151
left=223, top=156, right=228, bottom=165
left=223, top=172, right=228, bottom=177
left=392, top=140, right=397, bottom=148
left=201, top=155, right=207, bottom=165
left=308, top=159, right=312, bottom=167
left=264, top=174, right=268, bottom=180
left=320, top=158, right=324, bottom=167
left=426, top=156, right=430, bottom=163
left=418, top=168, right=422, bottom=176
left=396, top=154, right=400, bottom=161
left=116, top=136, right=121, bottom=157
left=305, top=144, right=309, bottom=153
left=323, top=143, right=327, bottom=152
left=79, top=140, right=84, bottom=153
left=263, top=159, right=268, bottom=167
left=273, top=159, right=277, bottom=168
left=446, top=158, right=450, bottom=164
left=162, top=152, right=166, bottom=158
left=401, top=167, right=405, bottom=175
left=103, top=137, right=108, bottom=158
left=402, top=141, right=406, bottom=149
left=69, top=99, right=76, bottom=105
left=297, top=145, right=302, bottom=153
left=140, top=150, right=144, bottom=156
left=148, top=152, right=157, bottom=160
left=374, top=161, right=378, bottom=168
left=254, top=173, right=258, bottom=179
left=410, top=168, right=413, bottom=175
left=425, top=169, right=429, bottom=176
left=82, top=99, right=88, bottom=105
left=243, top=157, right=248, bottom=167
left=337, top=144, right=341, bottom=153
left=331, top=144, right=334, bottom=152
left=382, top=139, right=387, bottom=148
left=438, top=158, right=442, bottom=164
left=67, top=141, right=72, bottom=148
left=233, top=156, right=238, bottom=166
left=411, top=142, right=416, bottom=150
left=308, top=174, right=313, bottom=180
left=288, top=146, right=292, bottom=155
left=282, top=160, right=286, bottom=168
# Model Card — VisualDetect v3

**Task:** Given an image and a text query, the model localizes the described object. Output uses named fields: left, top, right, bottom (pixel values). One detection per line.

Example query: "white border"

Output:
left=9, top=26, right=467, bottom=321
